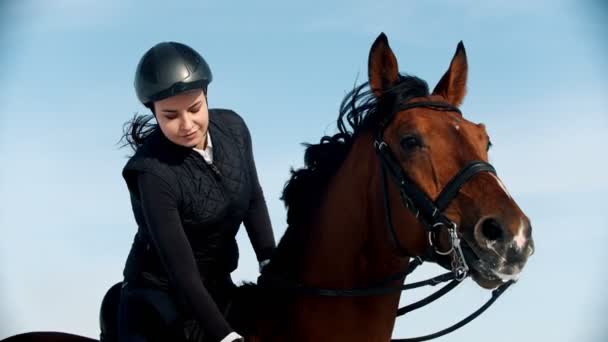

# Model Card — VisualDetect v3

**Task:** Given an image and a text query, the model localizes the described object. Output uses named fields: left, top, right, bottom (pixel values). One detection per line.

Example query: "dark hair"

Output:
left=117, top=103, right=160, bottom=153
left=281, top=74, right=430, bottom=226
left=262, top=74, right=429, bottom=280
left=118, top=87, right=209, bottom=153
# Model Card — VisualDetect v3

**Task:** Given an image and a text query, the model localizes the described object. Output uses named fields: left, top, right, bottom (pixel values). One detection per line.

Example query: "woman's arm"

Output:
left=241, top=122, right=276, bottom=264
left=137, top=172, right=236, bottom=342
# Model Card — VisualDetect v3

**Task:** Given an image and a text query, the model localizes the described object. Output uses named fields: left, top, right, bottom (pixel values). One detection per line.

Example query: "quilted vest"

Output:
left=121, top=109, right=253, bottom=289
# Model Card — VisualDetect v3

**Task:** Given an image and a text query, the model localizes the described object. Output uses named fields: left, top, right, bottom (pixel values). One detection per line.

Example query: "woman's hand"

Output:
left=220, top=331, right=244, bottom=342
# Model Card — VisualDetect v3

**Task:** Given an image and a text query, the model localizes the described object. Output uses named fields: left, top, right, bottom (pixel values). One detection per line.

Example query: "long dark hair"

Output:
left=117, top=103, right=159, bottom=153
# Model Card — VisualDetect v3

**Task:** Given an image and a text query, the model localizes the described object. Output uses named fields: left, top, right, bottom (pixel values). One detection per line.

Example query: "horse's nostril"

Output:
left=481, top=218, right=503, bottom=241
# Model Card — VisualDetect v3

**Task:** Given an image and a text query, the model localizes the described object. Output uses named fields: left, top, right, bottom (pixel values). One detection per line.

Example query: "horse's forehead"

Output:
left=395, top=110, right=473, bottom=133
left=393, top=110, right=486, bottom=154
left=447, top=115, right=481, bottom=134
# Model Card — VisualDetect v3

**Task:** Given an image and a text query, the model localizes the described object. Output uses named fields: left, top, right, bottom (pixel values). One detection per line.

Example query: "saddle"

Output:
left=99, top=282, right=121, bottom=342
left=99, top=279, right=241, bottom=342
left=99, top=281, right=182, bottom=342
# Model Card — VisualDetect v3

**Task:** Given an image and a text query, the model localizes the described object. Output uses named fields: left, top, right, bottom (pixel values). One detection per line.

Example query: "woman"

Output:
left=117, top=41, right=276, bottom=342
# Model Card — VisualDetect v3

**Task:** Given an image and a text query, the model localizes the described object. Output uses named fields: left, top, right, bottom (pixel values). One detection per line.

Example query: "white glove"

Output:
left=220, top=331, right=244, bottom=342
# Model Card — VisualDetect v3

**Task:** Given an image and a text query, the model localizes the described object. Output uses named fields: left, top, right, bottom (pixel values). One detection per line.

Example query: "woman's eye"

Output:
left=400, top=135, right=422, bottom=150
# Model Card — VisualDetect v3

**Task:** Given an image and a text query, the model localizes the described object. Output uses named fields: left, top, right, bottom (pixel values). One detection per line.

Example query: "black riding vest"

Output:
left=122, top=109, right=254, bottom=289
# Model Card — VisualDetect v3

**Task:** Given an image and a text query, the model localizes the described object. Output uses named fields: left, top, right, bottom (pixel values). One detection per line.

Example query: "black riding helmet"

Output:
left=134, top=41, right=212, bottom=106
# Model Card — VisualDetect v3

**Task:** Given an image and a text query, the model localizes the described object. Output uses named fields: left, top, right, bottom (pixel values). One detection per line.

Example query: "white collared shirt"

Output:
left=192, top=131, right=213, bottom=164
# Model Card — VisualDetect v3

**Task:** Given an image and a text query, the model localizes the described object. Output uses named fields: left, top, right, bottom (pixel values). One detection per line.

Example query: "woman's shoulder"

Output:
left=122, top=151, right=182, bottom=200
left=122, top=130, right=185, bottom=183
left=209, top=108, right=249, bottom=131
left=209, top=108, right=252, bottom=149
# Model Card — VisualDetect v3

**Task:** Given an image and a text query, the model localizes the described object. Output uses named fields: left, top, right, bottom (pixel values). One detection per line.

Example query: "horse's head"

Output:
left=367, top=33, right=534, bottom=289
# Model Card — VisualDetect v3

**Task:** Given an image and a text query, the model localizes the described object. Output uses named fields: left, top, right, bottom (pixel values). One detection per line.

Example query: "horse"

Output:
left=2, top=32, right=534, bottom=342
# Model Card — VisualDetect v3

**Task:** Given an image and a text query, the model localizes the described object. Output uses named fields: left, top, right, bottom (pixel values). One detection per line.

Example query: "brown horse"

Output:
left=2, top=33, right=534, bottom=342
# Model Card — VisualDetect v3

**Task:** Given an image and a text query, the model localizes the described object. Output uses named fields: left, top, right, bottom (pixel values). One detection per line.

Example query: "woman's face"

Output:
left=153, top=89, right=209, bottom=149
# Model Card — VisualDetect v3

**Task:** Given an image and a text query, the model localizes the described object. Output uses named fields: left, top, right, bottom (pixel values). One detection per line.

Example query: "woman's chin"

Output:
left=176, top=131, right=203, bottom=148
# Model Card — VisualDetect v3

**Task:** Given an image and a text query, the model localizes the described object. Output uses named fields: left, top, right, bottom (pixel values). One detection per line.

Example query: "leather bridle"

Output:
left=374, top=100, right=514, bottom=341
left=257, top=100, right=515, bottom=342
left=374, top=100, right=496, bottom=280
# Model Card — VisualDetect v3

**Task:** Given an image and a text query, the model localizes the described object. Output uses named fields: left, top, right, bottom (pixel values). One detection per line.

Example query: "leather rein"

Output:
left=258, top=101, right=514, bottom=342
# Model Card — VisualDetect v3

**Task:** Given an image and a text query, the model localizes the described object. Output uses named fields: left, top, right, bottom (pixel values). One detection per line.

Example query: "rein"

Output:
left=258, top=100, right=514, bottom=342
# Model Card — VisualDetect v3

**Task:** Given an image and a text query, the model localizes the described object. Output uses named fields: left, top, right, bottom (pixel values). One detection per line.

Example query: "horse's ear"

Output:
left=368, top=33, right=399, bottom=98
left=432, top=41, right=468, bottom=107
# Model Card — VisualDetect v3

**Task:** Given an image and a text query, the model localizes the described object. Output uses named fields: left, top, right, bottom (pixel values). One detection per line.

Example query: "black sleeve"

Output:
left=137, top=172, right=232, bottom=342
left=242, top=122, right=276, bottom=262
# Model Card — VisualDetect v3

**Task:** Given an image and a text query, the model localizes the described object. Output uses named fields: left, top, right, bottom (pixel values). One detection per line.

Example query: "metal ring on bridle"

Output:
left=374, top=140, right=388, bottom=150
left=428, top=230, right=453, bottom=256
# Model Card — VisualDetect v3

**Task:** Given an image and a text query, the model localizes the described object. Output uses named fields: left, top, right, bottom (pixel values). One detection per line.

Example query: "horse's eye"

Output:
left=487, top=140, right=493, bottom=151
left=400, top=135, right=422, bottom=150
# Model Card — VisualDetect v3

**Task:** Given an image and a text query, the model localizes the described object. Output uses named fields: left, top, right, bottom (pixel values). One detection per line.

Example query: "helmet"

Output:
left=134, top=41, right=212, bottom=105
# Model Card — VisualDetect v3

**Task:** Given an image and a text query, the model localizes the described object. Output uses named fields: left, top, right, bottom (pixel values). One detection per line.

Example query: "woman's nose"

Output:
left=180, top=115, right=193, bottom=132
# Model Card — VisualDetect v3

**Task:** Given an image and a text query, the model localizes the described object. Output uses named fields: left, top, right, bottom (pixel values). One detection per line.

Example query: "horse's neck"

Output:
left=300, top=132, right=410, bottom=285
left=278, top=132, right=410, bottom=341
left=253, top=133, right=422, bottom=341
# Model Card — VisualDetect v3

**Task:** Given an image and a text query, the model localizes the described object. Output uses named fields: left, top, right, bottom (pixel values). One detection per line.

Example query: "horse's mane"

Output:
left=264, top=74, right=430, bottom=277
left=232, top=75, right=430, bottom=335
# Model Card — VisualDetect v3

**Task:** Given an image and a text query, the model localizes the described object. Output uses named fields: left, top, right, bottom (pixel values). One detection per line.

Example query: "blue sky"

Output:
left=1, top=0, right=606, bottom=341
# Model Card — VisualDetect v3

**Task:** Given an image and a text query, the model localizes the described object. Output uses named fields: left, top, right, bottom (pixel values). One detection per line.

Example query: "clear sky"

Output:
left=1, top=0, right=606, bottom=341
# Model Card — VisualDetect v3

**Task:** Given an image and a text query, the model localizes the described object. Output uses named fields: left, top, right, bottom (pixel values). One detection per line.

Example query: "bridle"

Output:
left=374, top=100, right=496, bottom=280
left=257, top=100, right=515, bottom=342
left=374, top=100, right=514, bottom=341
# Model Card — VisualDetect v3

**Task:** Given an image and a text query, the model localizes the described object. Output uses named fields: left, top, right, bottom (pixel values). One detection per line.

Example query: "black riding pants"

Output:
left=117, top=281, right=184, bottom=342
left=117, top=276, right=236, bottom=342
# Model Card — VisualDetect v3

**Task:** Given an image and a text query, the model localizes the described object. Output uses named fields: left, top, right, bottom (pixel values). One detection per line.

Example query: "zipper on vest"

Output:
left=191, top=150, right=222, bottom=181
left=207, top=162, right=222, bottom=181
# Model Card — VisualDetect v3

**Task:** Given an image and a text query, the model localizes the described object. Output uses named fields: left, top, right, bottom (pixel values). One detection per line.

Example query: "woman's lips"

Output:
left=183, top=130, right=198, bottom=138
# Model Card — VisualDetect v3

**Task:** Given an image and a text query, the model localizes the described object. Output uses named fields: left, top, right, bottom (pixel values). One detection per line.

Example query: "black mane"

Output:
left=282, top=75, right=430, bottom=226
left=263, top=74, right=430, bottom=277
